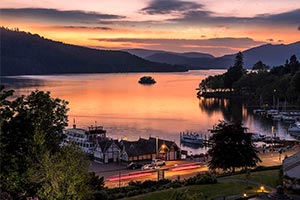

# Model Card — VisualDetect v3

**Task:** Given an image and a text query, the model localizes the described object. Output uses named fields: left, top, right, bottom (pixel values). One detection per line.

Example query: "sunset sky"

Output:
left=1, top=0, right=299, bottom=56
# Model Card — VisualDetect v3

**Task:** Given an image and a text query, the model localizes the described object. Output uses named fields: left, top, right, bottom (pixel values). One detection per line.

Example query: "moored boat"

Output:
left=253, top=109, right=265, bottom=115
left=248, top=132, right=266, bottom=141
left=180, top=132, right=203, bottom=145
left=272, top=114, right=282, bottom=121
left=282, top=115, right=297, bottom=123
left=288, top=122, right=300, bottom=137
left=62, top=122, right=107, bottom=154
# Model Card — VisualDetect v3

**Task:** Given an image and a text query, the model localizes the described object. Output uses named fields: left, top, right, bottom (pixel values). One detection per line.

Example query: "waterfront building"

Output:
left=94, top=140, right=121, bottom=163
left=63, top=122, right=181, bottom=163
left=282, top=151, right=300, bottom=190
left=119, top=137, right=181, bottom=162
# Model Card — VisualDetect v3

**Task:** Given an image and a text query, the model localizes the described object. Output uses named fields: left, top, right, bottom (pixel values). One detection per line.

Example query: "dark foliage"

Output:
left=185, top=173, right=217, bottom=186
left=252, top=61, right=269, bottom=70
left=208, top=121, right=261, bottom=172
left=224, top=52, right=244, bottom=89
left=0, top=27, right=187, bottom=75
left=199, top=54, right=300, bottom=107
left=0, top=87, right=93, bottom=199
left=88, top=172, right=105, bottom=191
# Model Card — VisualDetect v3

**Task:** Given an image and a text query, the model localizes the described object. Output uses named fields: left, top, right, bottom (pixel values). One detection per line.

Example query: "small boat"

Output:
left=253, top=109, right=265, bottom=115
left=272, top=114, right=282, bottom=121
left=266, top=109, right=279, bottom=118
left=249, top=133, right=266, bottom=141
left=282, top=115, right=296, bottom=123
left=180, top=132, right=203, bottom=145
left=288, top=122, right=300, bottom=137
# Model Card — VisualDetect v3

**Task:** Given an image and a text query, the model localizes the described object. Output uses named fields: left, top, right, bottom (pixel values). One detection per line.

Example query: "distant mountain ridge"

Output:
left=123, top=48, right=214, bottom=59
left=0, top=28, right=187, bottom=76
left=124, top=42, right=300, bottom=69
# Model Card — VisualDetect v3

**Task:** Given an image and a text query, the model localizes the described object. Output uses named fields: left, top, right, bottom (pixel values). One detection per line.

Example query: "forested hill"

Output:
left=0, top=28, right=187, bottom=76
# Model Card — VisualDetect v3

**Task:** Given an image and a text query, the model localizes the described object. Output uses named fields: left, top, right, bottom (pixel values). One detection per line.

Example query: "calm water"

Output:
left=1, top=70, right=295, bottom=154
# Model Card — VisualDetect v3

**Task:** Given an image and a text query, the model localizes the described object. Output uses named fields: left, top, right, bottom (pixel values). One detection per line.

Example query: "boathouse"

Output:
left=119, top=137, right=180, bottom=162
left=93, top=139, right=121, bottom=163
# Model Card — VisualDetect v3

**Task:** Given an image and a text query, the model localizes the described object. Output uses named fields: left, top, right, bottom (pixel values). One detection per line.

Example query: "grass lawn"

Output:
left=124, top=170, right=280, bottom=200
left=222, top=169, right=280, bottom=187
left=124, top=181, right=259, bottom=200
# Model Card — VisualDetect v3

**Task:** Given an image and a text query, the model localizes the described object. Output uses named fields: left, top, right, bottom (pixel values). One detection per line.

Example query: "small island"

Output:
left=138, top=76, right=156, bottom=85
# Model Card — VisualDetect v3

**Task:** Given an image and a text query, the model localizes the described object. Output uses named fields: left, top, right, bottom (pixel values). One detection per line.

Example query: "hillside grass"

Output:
left=124, top=169, right=280, bottom=200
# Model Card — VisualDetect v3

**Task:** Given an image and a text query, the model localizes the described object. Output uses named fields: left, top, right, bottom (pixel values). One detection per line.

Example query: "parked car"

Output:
left=151, top=159, right=166, bottom=166
left=141, top=163, right=157, bottom=170
left=127, top=162, right=143, bottom=170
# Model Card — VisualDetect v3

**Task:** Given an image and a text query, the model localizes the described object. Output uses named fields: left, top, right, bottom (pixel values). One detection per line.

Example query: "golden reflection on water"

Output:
left=9, top=71, right=225, bottom=139
left=5, top=69, right=292, bottom=154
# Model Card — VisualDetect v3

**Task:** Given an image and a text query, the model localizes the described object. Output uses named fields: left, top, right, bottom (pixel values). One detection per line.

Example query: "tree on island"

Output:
left=208, top=121, right=261, bottom=173
left=138, top=76, right=156, bottom=84
left=0, top=86, right=102, bottom=199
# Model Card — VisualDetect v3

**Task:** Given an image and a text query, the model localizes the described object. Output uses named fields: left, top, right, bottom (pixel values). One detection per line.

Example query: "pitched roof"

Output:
left=283, top=151, right=300, bottom=179
left=97, top=139, right=120, bottom=152
left=121, top=137, right=179, bottom=157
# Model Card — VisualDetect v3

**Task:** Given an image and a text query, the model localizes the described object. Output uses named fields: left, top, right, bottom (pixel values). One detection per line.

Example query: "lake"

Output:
left=1, top=70, right=295, bottom=154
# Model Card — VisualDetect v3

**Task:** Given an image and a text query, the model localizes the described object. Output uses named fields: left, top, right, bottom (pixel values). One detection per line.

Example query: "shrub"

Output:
left=185, top=173, right=217, bottom=185
left=171, top=180, right=183, bottom=188
left=127, top=190, right=139, bottom=197
left=94, top=190, right=108, bottom=200
left=141, top=180, right=157, bottom=189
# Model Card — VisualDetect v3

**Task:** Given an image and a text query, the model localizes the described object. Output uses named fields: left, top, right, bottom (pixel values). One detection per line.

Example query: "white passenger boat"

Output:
left=62, top=122, right=107, bottom=154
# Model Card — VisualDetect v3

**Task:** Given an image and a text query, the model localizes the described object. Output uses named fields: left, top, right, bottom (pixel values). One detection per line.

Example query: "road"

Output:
left=90, top=145, right=299, bottom=188
left=105, top=161, right=209, bottom=188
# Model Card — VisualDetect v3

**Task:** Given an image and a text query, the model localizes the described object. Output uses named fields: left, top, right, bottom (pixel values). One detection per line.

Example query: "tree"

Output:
left=252, top=61, right=269, bottom=70
left=289, top=55, right=300, bottom=75
left=234, top=51, right=244, bottom=69
left=28, top=144, right=92, bottom=200
left=208, top=121, right=261, bottom=172
left=0, top=88, right=93, bottom=199
left=224, top=52, right=244, bottom=89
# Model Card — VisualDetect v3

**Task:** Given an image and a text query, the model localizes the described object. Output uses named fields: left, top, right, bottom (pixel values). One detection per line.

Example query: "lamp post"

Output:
left=156, top=136, right=158, bottom=159
left=271, top=125, right=275, bottom=153
left=118, top=150, right=121, bottom=188
left=273, top=89, right=276, bottom=109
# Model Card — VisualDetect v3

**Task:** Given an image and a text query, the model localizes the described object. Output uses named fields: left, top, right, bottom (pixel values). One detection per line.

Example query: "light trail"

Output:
left=107, top=171, right=153, bottom=181
left=170, top=164, right=201, bottom=171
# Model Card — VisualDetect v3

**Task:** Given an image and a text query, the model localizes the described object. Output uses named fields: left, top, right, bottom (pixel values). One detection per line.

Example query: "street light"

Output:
left=260, top=185, right=265, bottom=193
left=118, top=150, right=121, bottom=188
left=161, top=144, right=167, bottom=160
left=273, top=89, right=276, bottom=109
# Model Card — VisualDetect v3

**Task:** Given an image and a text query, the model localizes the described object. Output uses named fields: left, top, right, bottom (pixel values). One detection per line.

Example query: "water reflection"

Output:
left=1, top=70, right=296, bottom=155
left=198, top=97, right=245, bottom=121
left=198, top=96, right=294, bottom=140
left=2, top=77, right=46, bottom=89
